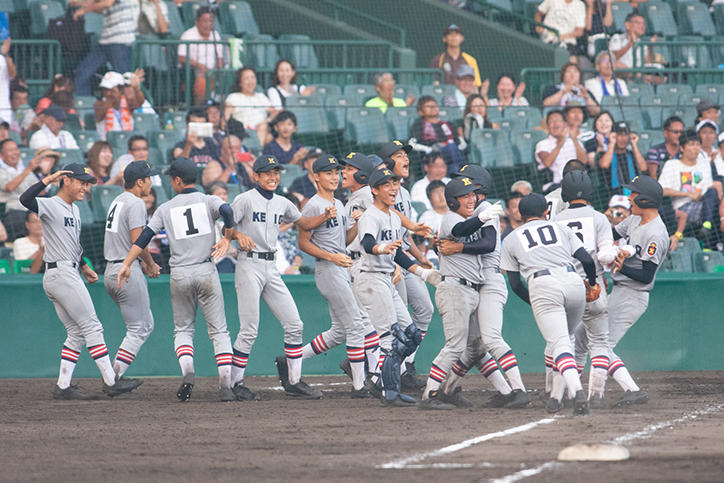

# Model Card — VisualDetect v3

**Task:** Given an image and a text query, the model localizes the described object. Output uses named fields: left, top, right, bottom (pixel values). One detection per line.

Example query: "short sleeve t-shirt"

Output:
left=658, top=158, right=713, bottom=210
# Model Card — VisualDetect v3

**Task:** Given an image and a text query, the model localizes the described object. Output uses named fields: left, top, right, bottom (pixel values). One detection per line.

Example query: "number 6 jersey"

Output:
left=552, top=203, right=612, bottom=278
left=146, top=189, right=226, bottom=267
left=500, top=219, right=584, bottom=283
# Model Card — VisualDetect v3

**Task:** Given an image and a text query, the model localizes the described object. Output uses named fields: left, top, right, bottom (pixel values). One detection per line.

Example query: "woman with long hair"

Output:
left=267, top=59, right=316, bottom=109
left=225, top=67, right=278, bottom=145
left=86, top=141, right=122, bottom=185
left=459, top=94, right=499, bottom=142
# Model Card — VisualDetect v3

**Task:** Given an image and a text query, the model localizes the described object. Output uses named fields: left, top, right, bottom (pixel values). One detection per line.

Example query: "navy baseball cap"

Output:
left=165, top=157, right=197, bottom=179
left=124, top=161, right=157, bottom=185
left=378, top=140, right=412, bottom=161
left=456, top=64, right=475, bottom=79
left=62, top=163, right=97, bottom=184
left=367, top=154, right=385, bottom=168
left=613, top=121, right=630, bottom=134
left=43, top=104, right=68, bottom=122
left=518, top=193, right=548, bottom=219
left=369, top=167, right=400, bottom=188
left=444, top=24, right=462, bottom=35
left=312, top=153, right=340, bottom=173
left=253, top=154, right=283, bottom=173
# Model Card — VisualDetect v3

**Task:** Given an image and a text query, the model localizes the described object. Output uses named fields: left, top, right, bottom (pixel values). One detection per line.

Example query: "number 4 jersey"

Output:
left=104, top=191, right=148, bottom=262
left=500, top=219, right=584, bottom=283
left=147, top=190, right=226, bottom=267
left=552, top=204, right=612, bottom=278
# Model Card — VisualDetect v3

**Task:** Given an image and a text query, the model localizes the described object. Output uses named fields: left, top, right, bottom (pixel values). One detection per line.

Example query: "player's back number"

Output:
left=105, top=201, right=124, bottom=233
left=518, top=224, right=560, bottom=251
left=169, top=203, right=212, bottom=239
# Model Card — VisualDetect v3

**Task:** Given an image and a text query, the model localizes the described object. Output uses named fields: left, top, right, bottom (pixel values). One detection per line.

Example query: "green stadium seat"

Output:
left=76, top=198, right=95, bottom=225
left=385, top=107, right=416, bottom=140
left=84, top=11, right=103, bottom=44
left=394, top=84, right=420, bottom=100
left=279, top=34, right=318, bottom=70
left=107, top=131, right=136, bottom=152
left=242, top=132, right=261, bottom=152
left=136, top=39, right=170, bottom=72
left=678, top=2, right=716, bottom=37
left=64, top=114, right=83, bottom=132
left=675, top=236, right=702, bottom=265
left=511, top=130, right=539, bottom=165
left=133, top=113, right=161, bottom=133
left=668, top=249, right=694, bottom=272
left=497, top=118, right=524, bottom=135
left=243, top=34, right=279, bottom=70
left=421, top=84, right=457, bottom=105
left=286, top=97, right=329, bottom=134
left=611, top=1, right=633, bottom=33
left=661, top=105, right=697, bottom=128
left=675, top=37, right=713, bottom=69
left=280, top=163, right=303, bottom=189
left=218, top=1, right=260, bottom=36
left=226, top=183, right=243, bottom=200
left=18, top=148, right=34, bottom=166
left=640, top=1, right=678, bottom=38
left=437, top=106, right=462, bottom=124
left=411, top=201, right=427, bottom=218
left=163, top=111, right=188, bottom=133
left=0, top=0, right=15, bottom=13
left=469, top=129, right=514, bottom=168
left=641, top=129, right=665, bottom=147
left=0, top=259, right=11, bottom=274
left=639, top=94, right=666, bottom=129
left=324, top=95, right=352, bottom=131
left=147, top=146, right=165, bottom=168
left=503, top=106, right=542, bottom=130
left=656, top=83, right=693, bottom=103
left=90, top=184, right=124, bottom=222
left=693, top=251, right=724, bottom=272
left=612, top=106, right=646, bottom=131
left=343, top=85, right=377, bottom=106
left=56, top=149, right=85, bottom=166
left=150, top=131, right=179, bottom=163
left=678, top=93, right=705, bottom=109
left=310, top=84, right=341, bottom=100
left=696, top=84, right=724, bottom=98
left=74, top=131, right=100, bottom=153
left=164, top=1, right=186, bottom=38
left=13, top=259, right=33, bottom=274
left=628, top=84, right=655, bottom=98
left=29, top=0, right=64, bottom=36
left=344, top=107, right=388, bottom=146
left=7, top=130, right=21, bottom=146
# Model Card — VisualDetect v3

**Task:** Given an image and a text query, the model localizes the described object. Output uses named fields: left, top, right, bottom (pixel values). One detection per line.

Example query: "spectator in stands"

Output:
left=277, top=193, right=304, bottom=275
left=267, top=60, right=316, bottom=110
left=697, top=120, right=718, bottom=165
left=289, top=148, right=323, bottom=203
left=178, top=6, right=226, bottom=103
left=0, top=38, right=16, bottom=125
left=487, top=73, right=529, bottom=110
left=0, top=121, right=7, bottom=142
left=510, top=180, right=533, bottom=195
left=12, top=211, right=44, bottom=273
left=410, top=151, right=450, bottom=210
left=583, top=0, right=613, bottom=57
left=9, top=85, right=37, bottom=144
left=94, top=71, right=144, bottom=141
left=173, top=107, right=221, bottom=165
left=584, top=51, right=629, bottom=105
left=604, top=194, right=631, bottom=227
left=443, top=64, right=478, bottom=108
left=87, top=140, right=122, bottom=185
left=111, top=134, right=148, bottom=178
left=534, top=0, right=586, bottom=54
left=646, top=115, right=683, bottom=178
left=609, top=12, right=654, bottom=70
left=73, top=0, right=136, bottom=96
left=565, top=103, right=594, bottom=144
left=409, top=96, right=467, bottom=175
left=262, top=111, right=307, bottom=165
left=0, top=219, right=6, bottom=244
left=417, top=180, right=448, bottom=235
left=659, top=128, right=722, bottom=249
left=136, top=0, right=169, bottom=36
left=459, top=94, right=499, bottom=144
left=202, top=134, right=256, bottom=189
left=429, top=24, right=482, bottom=88
left=28, top=105, right=80, bottom=150
left=501, top=191, right=525, bottom=239
left=35, top=75, right=75, bottom=115
left=713, top=132, right=724, bottom=233
left=535, top=109, right=586, bottom=189
left=206, top=181, right=238, bottom=273
left=204, top=99, right=226, bottom=143
left=542, top=63, right=598, bottom=115
left=596, top=121, right=647, bottom=196
left=365, top=72, right=414, bottom=114
left=225, top=67, right=277, bottom=146
left=142, top=186, right=169, bottom=272
left=584, top=110, right=613, bottom=166
left=697, top=99, right=720, bottom=127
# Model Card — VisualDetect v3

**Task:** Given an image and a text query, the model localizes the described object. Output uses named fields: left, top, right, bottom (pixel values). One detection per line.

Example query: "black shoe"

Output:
left=177, top=383, right=193, bottom=402
left=589, top=393, right=606, bottom=409
left=219, top=386, right=236, bottom=402
left=546, top=397, right=564, bottom=413
left=103, top=377, right=142, bottom=397
left=53, top=384, right=89, bottom=400
left=613, top=389, right=649, bottom=408
left=505, top=389, right=531, bottom=409
left=285, top=380, right=323, bottom=399
left=439, top=386, right=472, bottom=408
left=351, top=387, right=373, bottom=399
left=339, top=359, right=353, bottom=380
left=401, top=362, right=426, bottom=391
left=485, top=391, right=516, bottom=408
left=417, top=391, right=455, bottom=410
left=573, top=389, right=589, bottom=415
left=232, top=382, right=257, bottom=401
left=364, top=374, right=383, bottom=399
left=274, top=356, right=291, bottom=391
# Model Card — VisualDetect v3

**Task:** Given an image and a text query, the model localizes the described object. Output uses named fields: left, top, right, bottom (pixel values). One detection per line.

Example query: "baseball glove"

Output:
left=585, top=280, right=601, bottom=302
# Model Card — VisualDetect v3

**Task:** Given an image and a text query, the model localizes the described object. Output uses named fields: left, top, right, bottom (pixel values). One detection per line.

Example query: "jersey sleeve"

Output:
left=614, top=214, right=633, bottom=238
left=205, top=194, right=224, bottom=220
left=146, top=204, right=166, bottom=234
left=283, top=198, right=302, bottom=223
left=300, top=199, right=321, bottom=218
left=127, top=198, right=148, bottom=230
left=231, top=193, right=248, bottom=225
left=641, top=227, right=669, bottom=265
left=357, top=211, right=380, bottom=240
left=499, top=238, right=519, bottom=272
left=595, top=212, right=613, bottom=246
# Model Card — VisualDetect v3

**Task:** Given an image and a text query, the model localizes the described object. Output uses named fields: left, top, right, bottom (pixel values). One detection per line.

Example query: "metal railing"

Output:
left=469, top=0, right=560, bottom=39
left=633, top=40, right=724, bottom=70
left=9, top=39, right=62, bottom=99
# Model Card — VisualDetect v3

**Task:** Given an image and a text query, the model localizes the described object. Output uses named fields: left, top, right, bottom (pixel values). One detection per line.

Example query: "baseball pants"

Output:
left=104, top=261, right=155, bottom=356
left=312, top=260, right=366, bottom=348
left=170, top=261, right=232, bottom=355
left=430, top=280, right=479, bottom=375
left=43, top=262, right=106, bottom=352
left=607, top=284, right=649, bottom=357
left=477, top=271, right=510, bottom=361
left=233, top=256, right=304, bottom=354
left=573, top=275, right=611, bottom=367
left=395, top=269, right=434, bottom=332
left=354, top=271, right=412, bottom=352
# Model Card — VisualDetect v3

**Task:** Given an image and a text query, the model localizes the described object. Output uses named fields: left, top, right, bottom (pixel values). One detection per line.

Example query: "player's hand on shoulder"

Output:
left=81, top=264, right=98, bottom=284
left=329, top=252, right=352, bottom=268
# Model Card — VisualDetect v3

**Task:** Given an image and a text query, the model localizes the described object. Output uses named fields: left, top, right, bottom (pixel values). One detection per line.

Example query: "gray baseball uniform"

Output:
left=545, top=187, right=567, bottom=220
left=145, top=190, right=232, bottom=367
left=103, top=191, right=154, bottom=368
left=346, top=185, right=373, bottom=279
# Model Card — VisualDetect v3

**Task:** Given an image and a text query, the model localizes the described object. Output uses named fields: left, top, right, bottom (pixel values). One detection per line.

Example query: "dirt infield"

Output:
left=2, top=371, right=723, bottom=482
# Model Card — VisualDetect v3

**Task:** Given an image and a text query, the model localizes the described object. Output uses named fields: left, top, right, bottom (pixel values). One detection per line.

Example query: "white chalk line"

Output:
left=490, top=403, right=724, bottom=483
left=378, top=418, right=556, bottom=469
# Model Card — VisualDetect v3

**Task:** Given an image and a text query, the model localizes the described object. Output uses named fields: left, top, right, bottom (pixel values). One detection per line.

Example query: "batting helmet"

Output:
left=343, top=152, right=374, bottom=185
left=623, top=175, right=663, bottom=209
left=379, top=140, right=412, bottom=170
left=456, top=164, right=491, bottom=195
left=561, top=170, right=594, bottom=203
left=518, top=193, right=549, bottom=219
left=444, top=177, right=478, bottom=211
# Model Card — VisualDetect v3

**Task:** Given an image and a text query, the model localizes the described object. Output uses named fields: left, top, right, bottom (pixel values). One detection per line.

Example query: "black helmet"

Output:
left=444, top=177, right=478, bottom=211
left=518, top=193, right=549, bottom=219
left=455, top=164, right=491, bottom=194
left=561, top=170, right=594, bottom=203
left=342, top=152, right=374, bottom=185
left=623, top=175, right=663, bottom=209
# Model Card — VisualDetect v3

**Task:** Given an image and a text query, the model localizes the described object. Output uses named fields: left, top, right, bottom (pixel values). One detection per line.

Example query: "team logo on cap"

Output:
left=382, top=169, right=392, bottom=176
left=462, top=177, right=472, bottom=186
left=84, top=167, right=90, bottom=174
left=459, top=164, right=469, bottom=171
left=347, top=152, right=356, bottom=158
left=647, top=242, right=657, bottom=256
left=631, top=176, right=639, bottom=183
left=393, top=140, right=403, bottom=146
left=267, top=157, right=275, bottom=163
left=328, top=157, right=336, bottom=164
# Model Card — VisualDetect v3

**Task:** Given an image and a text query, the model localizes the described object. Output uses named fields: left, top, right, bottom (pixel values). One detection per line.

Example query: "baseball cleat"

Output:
left=439, top=386, right=473, bottom=408
left=589, top=393, right=606, bottom=409
left=546, top=397, right=564, bottom=414
left=103, top=376, right=142, bottom=397
left=177, top=383, right=193, bottom=402
left=274, top=356, right=292, bottom=391
left=417, top=391, right=455, bottom=410
left=53, top=384, right=89, bottom=400
left=485, top=391, right=515, bottom=408
left=573, top=389, right=589, bottom=415
left=382, top=395, right=416, bottom=407
left=364, top=375, right=383, bottom=399
left=285, top=380, right=323, bottom=399
left=613, top=389, right=649, bottom=408
left=350, top=387, right=373, bottom=399
left=232, top=382, right=257, bottom=401
left=401, top=362, right=425, bottom=391
left=339, top=359, right=353, bottom=380
left=505, top=389, right=532, bottom=409
left=219, top=386, right=236, bottom=402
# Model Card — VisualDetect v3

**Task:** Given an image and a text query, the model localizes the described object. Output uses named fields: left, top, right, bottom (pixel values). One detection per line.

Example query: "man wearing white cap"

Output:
left=94, top=71, right=144, bottom=141
left=604, top=194, right=631, bottom=227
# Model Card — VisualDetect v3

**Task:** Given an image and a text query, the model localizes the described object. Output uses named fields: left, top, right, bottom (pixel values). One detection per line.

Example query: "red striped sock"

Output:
left=428, top=363, right=446, bottom=383
left=555, top=353, right=578, bottom=373
left=377, top=353, right=386, bottom=372
left=364, top=331, right=380, bottom=350
left=591, top=355, right=610, bottom=371
left=346, top=346, right=365, bottom=363
left=284, top=343, right=303, bottom=359
left=61, top=346, right=80, bottom=363
left=477, top=358, right=499, bottom=377
left=215, top=352, right=233, bottom=366
left=232, top=349, right=248, bottom=368
left=608, top=358, right=625, bottom=376
left=175, top=345, right=194, bottom=359
left=544, top=354, right=554, bottom=369
left=451, top=360, right=469, bottom=377
left=310, top=334, right=329, bottom=355
left=498, top=351, right=518, bottom=372
left=88, top=344, right=108, bottom=360
left=115, top=348, right=135, bottom=365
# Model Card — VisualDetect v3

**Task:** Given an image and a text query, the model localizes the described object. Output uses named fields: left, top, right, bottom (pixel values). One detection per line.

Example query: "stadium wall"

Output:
left=1, top=273, right=723, bottom=378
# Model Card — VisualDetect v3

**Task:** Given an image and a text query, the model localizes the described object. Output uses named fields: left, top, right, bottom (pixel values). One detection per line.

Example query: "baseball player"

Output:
left=545, top=159, right=587, bottom=220
left=103, top=161, right=161, bottom=381
left=116, top=157, right=236, bottom=402
left=607, top=175, right=669, bottom=407
left=19, top=164, right=140, bottom=399
left=552, top=171, right=619, bottom=407
left=354, top=168, right=440, bottom=406
left=229, top=155, right=330, bottom=400
left=379, top=140, right=435, bottom=390
left=500, top=193, right=601, bottom=415
left=295, top=153, right=370, bottom=397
